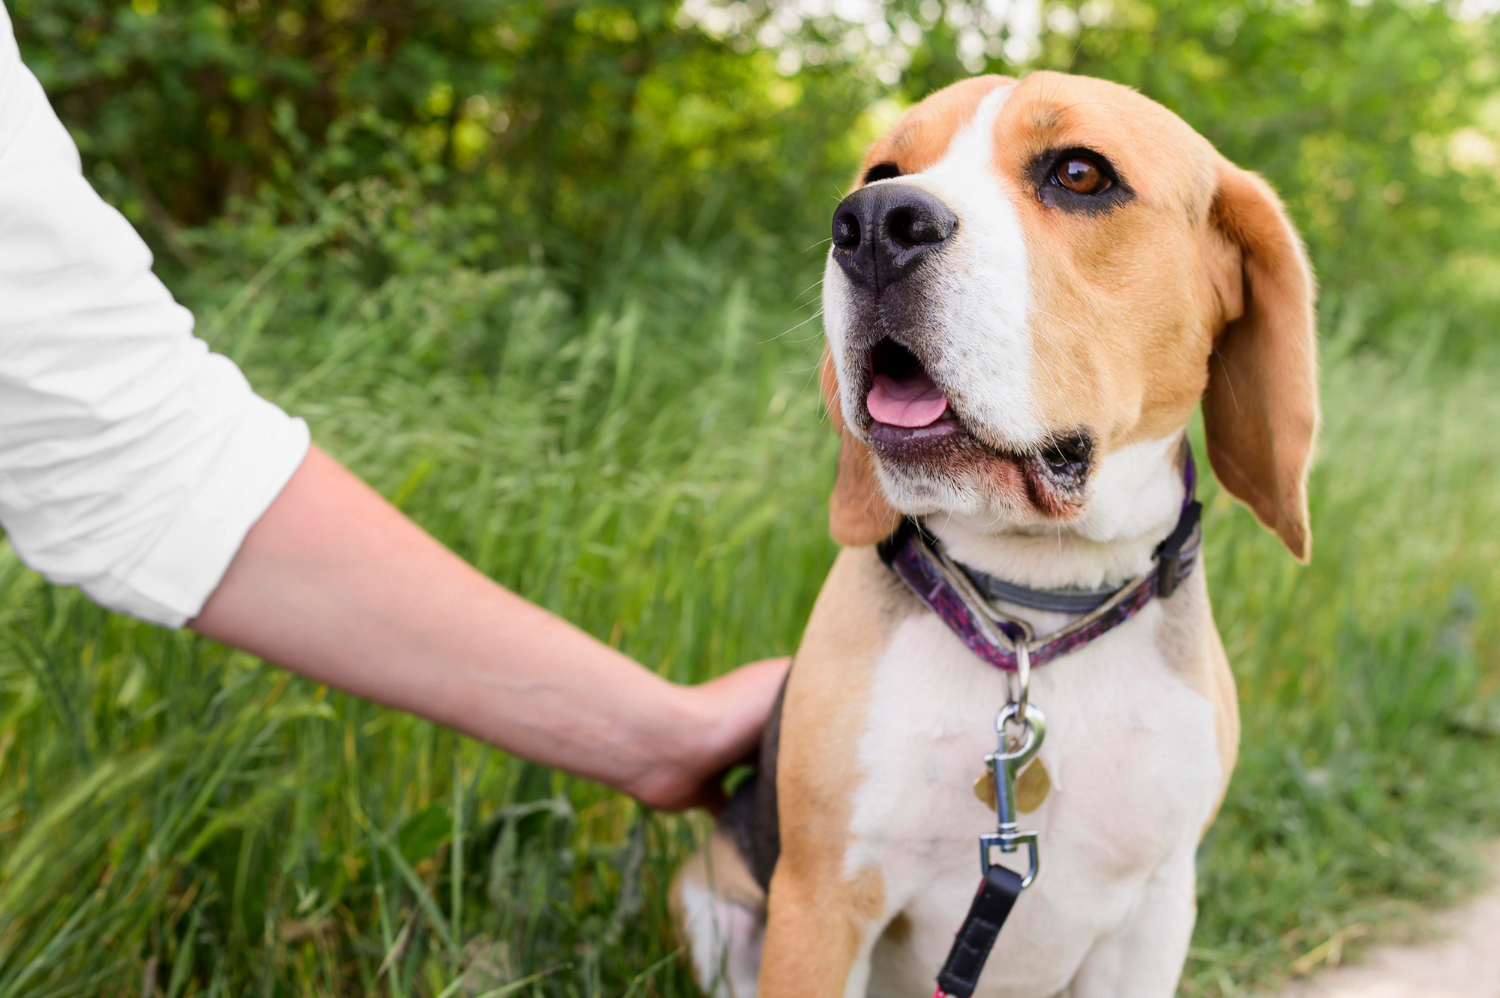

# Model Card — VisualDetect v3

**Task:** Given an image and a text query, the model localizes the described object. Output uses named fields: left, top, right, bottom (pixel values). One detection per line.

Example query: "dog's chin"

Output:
left=868, top=431, right=1088, bottom=525
left=873, top=460, right=1027, bottom=526
left=860, top=406, right=1090, bottom=527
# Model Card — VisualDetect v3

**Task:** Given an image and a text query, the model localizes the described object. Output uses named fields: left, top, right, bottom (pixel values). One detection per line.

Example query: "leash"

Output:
left=876, top=447, right=1203, bottom=998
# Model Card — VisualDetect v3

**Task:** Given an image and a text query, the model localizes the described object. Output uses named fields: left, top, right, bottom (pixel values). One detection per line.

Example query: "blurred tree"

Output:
left=10, top=0, right=875, bottom=270
left=10, top=0, right=1500, bottom=351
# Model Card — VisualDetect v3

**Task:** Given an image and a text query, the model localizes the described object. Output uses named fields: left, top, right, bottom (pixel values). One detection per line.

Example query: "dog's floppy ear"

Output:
left=1203, top=162, right=1319, bottom=562
left=820, top=350, right=901, bottom=546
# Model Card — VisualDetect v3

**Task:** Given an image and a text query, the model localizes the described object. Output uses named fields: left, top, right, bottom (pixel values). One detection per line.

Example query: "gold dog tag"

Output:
left=1016, top=759, right=1051, bottom=813
left=972, top=760, right=1051, bottom=814
left=972, top=771, right=996, bottom=810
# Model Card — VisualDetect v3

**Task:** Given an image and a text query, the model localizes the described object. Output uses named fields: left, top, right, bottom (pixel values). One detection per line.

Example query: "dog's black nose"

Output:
left=831, top=184, right=957, bottom=292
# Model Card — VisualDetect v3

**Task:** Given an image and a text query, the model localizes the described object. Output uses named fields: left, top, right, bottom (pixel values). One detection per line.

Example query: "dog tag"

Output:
left=973, top=759, right=1050, bottom=813
left=972, top=771, right=996, bottom=811
left=1015, top=758, right=1051, bottom=813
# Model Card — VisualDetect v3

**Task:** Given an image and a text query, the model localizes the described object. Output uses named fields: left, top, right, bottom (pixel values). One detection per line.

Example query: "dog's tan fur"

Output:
left=759, top=547, right=920, bottom=995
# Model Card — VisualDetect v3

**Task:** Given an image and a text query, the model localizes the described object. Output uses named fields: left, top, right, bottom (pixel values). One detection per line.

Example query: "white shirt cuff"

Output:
left=79, top=401, right=310, bottom=628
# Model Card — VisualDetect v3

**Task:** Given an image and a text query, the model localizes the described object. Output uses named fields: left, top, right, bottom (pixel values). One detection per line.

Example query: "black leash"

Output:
left=934, top=864, right=1025, bottom=998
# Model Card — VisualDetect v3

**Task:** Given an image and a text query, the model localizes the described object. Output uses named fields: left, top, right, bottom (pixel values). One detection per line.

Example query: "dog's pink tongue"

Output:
left=867, top=372, right=950, bottom=428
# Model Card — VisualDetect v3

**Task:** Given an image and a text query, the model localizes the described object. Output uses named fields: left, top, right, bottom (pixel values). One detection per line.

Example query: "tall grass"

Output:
left=1, top=207, right=1498, bottom=997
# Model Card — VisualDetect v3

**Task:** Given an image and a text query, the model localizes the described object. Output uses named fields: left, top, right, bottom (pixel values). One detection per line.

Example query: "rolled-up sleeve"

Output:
left=0, top=7, right=310, bottom=627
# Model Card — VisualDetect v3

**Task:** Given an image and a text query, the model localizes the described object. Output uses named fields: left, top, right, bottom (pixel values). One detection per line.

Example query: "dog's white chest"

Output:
left=844, top=608, right=1223, bottom=998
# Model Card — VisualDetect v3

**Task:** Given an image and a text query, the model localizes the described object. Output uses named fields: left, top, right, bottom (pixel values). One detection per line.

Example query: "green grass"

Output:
left=2, top=207, right=1499, bottom=998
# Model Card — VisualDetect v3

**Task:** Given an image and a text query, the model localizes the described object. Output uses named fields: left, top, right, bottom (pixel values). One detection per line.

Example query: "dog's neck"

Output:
left=926, top=433, right=1189, bottom=632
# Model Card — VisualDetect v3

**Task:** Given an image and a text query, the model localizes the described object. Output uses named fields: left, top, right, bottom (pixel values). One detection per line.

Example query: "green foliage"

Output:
left=13, top=0, right=1500, bottom=351
left=3, top=0, right=1500, bottom=995
left=11, top=0, right=876, bottom=271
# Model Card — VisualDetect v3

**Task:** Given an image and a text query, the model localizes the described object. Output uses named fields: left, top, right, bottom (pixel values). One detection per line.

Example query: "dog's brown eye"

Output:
left=1056, top=157, right=1110, bottom=195
left=864, top=162, right=901, bottom=184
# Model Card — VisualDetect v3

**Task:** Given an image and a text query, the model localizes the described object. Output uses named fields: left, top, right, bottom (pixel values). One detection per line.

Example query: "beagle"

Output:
left=673, top=71, right=1318, bottom=998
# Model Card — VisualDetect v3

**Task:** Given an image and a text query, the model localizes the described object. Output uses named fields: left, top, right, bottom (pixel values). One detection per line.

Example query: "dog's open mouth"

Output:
left=865, top=338, right=964, bottom=446
left=859, top=336, right=1095, bottom=515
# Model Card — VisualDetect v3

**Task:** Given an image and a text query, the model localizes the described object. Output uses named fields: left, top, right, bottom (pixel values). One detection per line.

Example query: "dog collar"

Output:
left=877, top=450, right=1202, bottom=672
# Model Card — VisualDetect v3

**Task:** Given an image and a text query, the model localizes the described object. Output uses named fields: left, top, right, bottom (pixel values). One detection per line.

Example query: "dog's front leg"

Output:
left=757, top=863, right=886, bottom=998
left=1064, top=847, right=1199, bottom=998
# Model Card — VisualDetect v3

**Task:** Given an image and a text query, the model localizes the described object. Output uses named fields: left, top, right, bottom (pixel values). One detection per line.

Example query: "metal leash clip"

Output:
left=979, top=645, right=1045, bottom=888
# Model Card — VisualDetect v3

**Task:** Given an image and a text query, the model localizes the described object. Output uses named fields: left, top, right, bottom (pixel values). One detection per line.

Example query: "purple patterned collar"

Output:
left=877, top=452, right=1202, bottom=672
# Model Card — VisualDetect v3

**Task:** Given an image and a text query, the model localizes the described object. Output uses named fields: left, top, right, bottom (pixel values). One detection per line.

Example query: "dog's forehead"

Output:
left=867, top=72, right=1215, bottom=203
left=873, top=75, right=1013, bottom=171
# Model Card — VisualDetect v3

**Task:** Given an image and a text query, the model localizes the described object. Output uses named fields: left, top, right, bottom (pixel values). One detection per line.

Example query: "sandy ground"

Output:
left=1272, top=850, right=1500, bottom=998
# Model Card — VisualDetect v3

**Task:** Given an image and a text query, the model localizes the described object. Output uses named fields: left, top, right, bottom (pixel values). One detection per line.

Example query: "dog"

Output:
left=672, top=71, right=1317, bottom=998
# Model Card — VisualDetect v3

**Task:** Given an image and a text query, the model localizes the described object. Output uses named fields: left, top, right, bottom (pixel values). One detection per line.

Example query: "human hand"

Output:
left=625, top=656, right=791, bottom=812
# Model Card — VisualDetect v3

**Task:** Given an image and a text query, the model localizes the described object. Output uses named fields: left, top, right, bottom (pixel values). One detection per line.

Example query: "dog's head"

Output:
left=822, top=72, right=1317, bottom=559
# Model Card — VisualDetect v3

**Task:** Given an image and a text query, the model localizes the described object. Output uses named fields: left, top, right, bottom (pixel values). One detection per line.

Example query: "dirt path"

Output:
left=1272, top=850, right=1500, bottom=998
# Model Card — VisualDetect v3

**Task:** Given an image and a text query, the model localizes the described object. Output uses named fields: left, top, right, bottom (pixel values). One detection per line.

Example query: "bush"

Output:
left=13, top=0, right=1500, bottom=351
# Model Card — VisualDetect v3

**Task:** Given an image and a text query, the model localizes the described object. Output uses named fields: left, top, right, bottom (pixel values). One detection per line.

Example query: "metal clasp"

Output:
left=978, top=698, right=1045, bottom=888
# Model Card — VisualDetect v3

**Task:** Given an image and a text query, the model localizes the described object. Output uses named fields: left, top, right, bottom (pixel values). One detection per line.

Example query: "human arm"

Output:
left=192, top=446, right=788, bottom=810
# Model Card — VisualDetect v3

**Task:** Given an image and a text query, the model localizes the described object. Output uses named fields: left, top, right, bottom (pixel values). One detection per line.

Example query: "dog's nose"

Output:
left=831, top=184, right=957, bottom=291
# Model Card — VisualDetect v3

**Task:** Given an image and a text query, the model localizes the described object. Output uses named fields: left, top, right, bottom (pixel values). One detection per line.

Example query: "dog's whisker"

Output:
left=763, top=309, right=824, bottom=344
left=792, top=277, right=826, bottom=303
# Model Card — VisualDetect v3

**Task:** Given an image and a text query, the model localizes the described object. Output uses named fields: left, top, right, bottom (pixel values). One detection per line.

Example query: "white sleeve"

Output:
left=0, top=6, right=310, bottom=628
